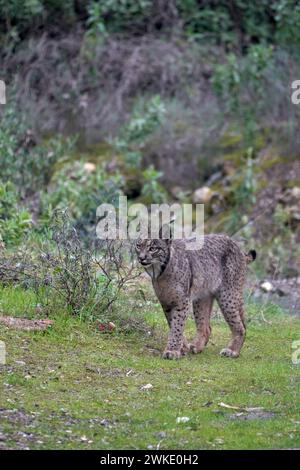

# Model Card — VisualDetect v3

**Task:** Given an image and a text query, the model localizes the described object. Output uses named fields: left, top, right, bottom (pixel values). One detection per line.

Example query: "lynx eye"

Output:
left=149, top=246, right=157, bottom=252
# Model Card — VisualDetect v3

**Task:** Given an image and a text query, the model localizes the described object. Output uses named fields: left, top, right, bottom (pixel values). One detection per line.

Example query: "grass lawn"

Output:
left=0, top=285, right=300, bottom=450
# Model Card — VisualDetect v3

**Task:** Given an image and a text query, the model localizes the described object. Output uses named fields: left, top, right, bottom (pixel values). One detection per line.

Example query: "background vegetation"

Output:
left=0, top=0, right=300, bottom=450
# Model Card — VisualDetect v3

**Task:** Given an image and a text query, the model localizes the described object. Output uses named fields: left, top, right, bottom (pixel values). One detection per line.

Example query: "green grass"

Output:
left=0, top=286, right=300, bottom=450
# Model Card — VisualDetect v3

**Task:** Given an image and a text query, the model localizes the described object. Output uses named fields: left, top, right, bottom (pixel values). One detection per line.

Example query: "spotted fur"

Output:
left=136, top=233, right=256, bottom=359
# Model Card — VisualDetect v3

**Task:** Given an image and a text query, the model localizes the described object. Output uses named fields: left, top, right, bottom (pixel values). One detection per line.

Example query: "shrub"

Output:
left=110, top=95, right=167, bottom=203
left=212, top=44, right=274, bottom=147
left=40, top=160, right=123, bottom=237
left=112, top=95, right=166, bottom=170
left=0, top=211, right=141, bottom=322
left=0, top=181, right=31, bottom=247
left=0, top=102, right=75, bottom=197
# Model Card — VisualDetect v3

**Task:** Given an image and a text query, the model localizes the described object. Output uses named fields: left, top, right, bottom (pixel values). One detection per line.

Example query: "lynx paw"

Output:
left=180, top=342, right=190, bottom=356
left=189, top=342, right=204, bottom=354
left=220, top=348, right=239, bottom=358
left=162, top=349, right=182, bottom=360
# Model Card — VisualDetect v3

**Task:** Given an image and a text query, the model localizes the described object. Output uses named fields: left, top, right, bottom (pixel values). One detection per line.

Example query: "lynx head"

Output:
left=135, top=222, right=173, bottom=271
left=135, top=237, right=171, bottom=268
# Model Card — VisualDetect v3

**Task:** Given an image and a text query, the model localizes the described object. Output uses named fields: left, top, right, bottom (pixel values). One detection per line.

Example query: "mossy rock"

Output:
left=82, top=141, right=116, bottom=164
left=219, top=131, right=243, bottom=150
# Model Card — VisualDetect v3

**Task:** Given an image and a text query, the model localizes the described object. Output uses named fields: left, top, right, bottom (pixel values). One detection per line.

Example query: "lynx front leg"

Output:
left=162, top=301, right=190, bottom=360
left=189, top=296, right=214, bottom=354
left=162, top=305, right=189, bottom=357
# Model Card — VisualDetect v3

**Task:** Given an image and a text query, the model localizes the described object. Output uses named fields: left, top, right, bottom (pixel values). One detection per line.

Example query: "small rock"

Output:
left=215, top=438, right=224, bottom=444
left=156, top=431, right=167, bottom=439
left=291, top=187, right=300, bottom=199
left=276, top=285, right=289, bottom=297
left=260, top=281, right=274, bottom=293
left=83, top=162, right=96, bottom=173
left=140, top=383, right=153, bottom=391
left=176, top=416, right=190, bottom=423
left=193, top=186, right=213, bottom=204
left=100, top=419, right=110, bottom=427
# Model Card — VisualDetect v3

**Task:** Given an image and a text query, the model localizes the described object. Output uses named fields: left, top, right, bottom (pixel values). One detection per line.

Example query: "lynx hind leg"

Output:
left=217, top=289, right=246, bottom=358
left=189, top=296, right=214, bottom=354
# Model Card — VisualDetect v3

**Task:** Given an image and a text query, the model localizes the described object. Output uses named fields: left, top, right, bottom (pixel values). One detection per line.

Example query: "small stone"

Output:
left=215, top=438, right=224, bottom=444
left=260, top=281, right=274, bottom=293
left=100, top=419, right=110, bottom=427
left=291, top=187, right=300, bottom=199
left=193, top=186, right=214, bottom=204
left=140, top=383, right=153, bottom=391
left=83, top=162, right=96, bottom=173
left=176, top=416, right=190, bottom=423
left=276, top=285, right=289, bottom=297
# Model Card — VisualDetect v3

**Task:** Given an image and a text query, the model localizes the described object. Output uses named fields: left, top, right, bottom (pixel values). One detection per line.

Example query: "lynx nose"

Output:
left=139, top=254, right=149, bottom=265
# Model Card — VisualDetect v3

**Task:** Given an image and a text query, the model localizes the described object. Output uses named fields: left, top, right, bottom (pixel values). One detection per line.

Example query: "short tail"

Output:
left=245, top=249, right=257, bottom=264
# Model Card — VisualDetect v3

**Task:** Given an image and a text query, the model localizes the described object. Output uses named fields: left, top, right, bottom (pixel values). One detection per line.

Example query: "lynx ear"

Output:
left=159, top=218, right=175, bottom=240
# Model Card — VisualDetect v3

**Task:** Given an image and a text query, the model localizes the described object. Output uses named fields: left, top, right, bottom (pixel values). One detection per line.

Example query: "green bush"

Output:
left=212, top=44, right=274, bottom=146
left=0, top=103, right=74, bottom=197
left=112, top=95, right=166, bottom=170
left=40, top=160, right=123, bottom=236
left=2, top=0, right=300, bottom=53
left=0, top=182, right=31, bottom=247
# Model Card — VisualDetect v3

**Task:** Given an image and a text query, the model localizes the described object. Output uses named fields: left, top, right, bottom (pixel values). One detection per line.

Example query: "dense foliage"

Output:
left=1, top=1, right=300, bottom=54
left=0, top=0, right=299, bottom=309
